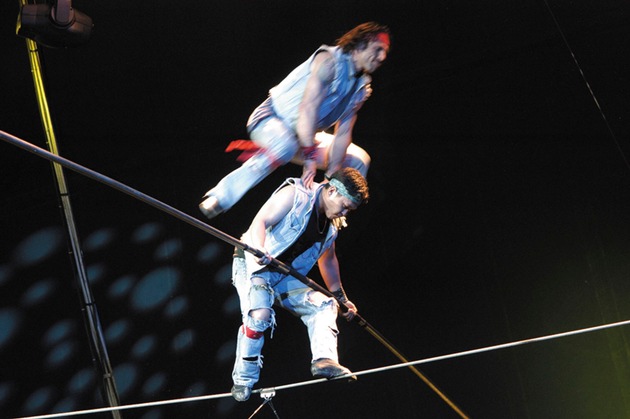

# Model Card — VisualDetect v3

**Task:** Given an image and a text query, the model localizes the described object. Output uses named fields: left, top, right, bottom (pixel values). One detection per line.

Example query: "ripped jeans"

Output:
left=203, top=107, right=371, bottom=213
left=231, top=256, right=340, bottom=388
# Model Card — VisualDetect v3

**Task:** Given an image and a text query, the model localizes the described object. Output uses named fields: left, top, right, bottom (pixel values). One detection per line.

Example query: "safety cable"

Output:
left=247, top=389, right=280, bottom=419
left=542, top=0, right=630, bottom=172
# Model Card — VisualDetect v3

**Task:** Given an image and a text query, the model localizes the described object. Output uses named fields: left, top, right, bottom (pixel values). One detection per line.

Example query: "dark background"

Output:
left=2, top=1, right=630, bottom=418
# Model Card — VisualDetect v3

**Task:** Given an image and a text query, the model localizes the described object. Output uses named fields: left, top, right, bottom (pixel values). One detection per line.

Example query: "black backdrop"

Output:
left=1, top=1, right=630, bottom=418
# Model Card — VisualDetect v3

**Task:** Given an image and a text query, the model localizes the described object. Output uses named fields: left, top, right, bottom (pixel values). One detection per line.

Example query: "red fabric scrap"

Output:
left=225, top=139, right=262, bottom=162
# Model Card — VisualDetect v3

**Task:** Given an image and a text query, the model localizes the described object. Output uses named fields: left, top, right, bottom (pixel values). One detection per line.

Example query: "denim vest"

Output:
left=269, top=45, right=372, bottom=131
left=242, top=178, right=337, bottom=275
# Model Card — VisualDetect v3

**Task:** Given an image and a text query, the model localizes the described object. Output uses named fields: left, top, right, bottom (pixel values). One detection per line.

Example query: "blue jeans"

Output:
left=231, top=256, right=340, bottom=388
left=203, top=102, right=370, bottom=212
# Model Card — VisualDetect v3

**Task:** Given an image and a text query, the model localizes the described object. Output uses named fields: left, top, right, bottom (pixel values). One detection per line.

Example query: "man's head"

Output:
left=322, top=168, right=369, bottom=220
left=337, top=22, right=390, bottom=74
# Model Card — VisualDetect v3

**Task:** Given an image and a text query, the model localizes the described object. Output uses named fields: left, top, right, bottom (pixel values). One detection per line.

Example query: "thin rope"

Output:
left=247, top=399, right=270, bottom=419
left=14, top=319, right=630, bottom=419
left=247, top=396, right=280, bottom=419
left=542, top=0, right=630, bottom=172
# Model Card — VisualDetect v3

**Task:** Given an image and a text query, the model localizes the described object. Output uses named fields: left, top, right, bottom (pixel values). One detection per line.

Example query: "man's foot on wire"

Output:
left=231, top=384, right=252, bottom=402
left=310, top=358, right=357, bottom=382
left=199, top=195, right=223, bottom=220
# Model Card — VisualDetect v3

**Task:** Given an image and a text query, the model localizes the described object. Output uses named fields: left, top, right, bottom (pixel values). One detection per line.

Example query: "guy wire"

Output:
left=542, top=0, right=630, bottom=172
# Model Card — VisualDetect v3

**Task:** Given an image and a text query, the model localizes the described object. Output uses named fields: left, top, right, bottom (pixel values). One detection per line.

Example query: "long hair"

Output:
left=336, top=22, right=390, bottom=53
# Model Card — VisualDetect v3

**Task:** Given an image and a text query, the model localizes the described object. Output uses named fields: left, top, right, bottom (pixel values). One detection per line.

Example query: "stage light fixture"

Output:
left=16, top=0, right=93, bottom=48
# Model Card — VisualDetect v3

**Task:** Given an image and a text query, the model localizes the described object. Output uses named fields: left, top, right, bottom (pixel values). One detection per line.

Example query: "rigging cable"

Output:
left=542, top=0, right=630, bottom=171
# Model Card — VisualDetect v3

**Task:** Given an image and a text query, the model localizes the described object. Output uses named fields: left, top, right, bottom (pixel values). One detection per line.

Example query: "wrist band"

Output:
left=331, top=288, right=348, bottom=303
left=301, top=145, right=318, bottom=161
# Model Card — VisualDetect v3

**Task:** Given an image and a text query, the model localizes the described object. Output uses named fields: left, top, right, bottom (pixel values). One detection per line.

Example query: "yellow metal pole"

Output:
left=18, top=1, right=122, bottom=415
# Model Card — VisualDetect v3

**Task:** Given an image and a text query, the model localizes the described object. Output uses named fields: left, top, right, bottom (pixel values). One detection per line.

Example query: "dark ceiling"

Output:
left=1, top=1, right=630, bottom=418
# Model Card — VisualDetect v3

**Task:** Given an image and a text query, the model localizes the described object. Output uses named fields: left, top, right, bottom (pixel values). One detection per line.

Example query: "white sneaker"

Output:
left=231, top=384, right=252, bottom=402
left=199, top=195, right=223, bottom=219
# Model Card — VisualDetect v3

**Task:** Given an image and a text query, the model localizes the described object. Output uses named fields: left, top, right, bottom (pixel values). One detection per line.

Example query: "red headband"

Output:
left=375, top=32, right=390, bottom=46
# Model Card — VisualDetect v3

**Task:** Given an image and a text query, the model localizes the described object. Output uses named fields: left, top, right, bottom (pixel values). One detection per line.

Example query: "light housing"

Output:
left=16, top=0, right=93, bottom=48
